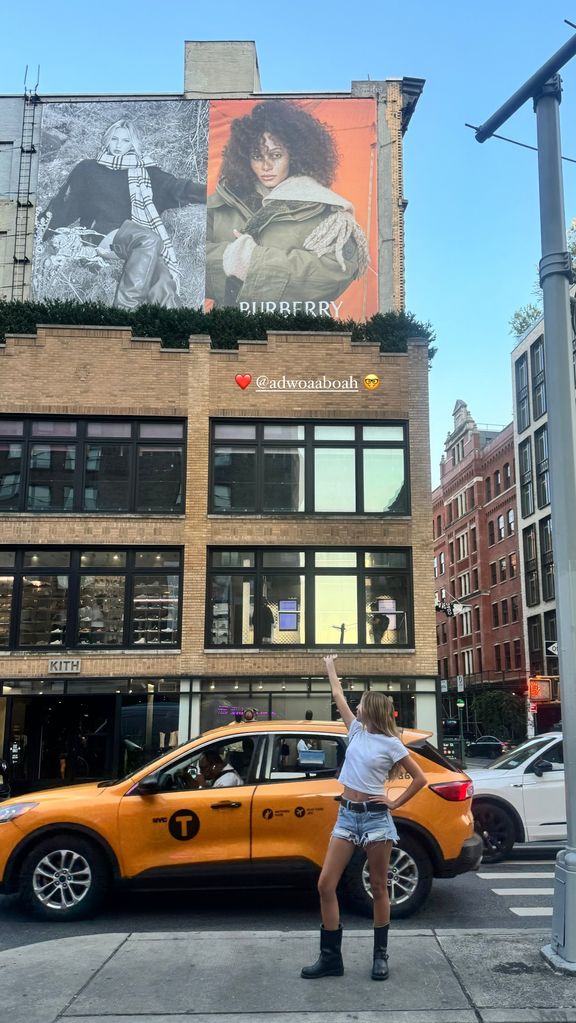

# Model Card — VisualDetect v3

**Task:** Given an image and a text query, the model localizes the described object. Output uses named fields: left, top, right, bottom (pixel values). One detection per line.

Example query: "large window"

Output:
left=207, top=548, right=412, bottom=648
left=534, top=426, right=550, bottom=508
left=0, top=417, right=185, bottom=514
left=531, top=337, right=546, bottom=420
left=0, top=547, right=182, bottom=649
left=523, top=525, right=539, bottom=607
left=515, top=353, right=530, bottom=433
left=210, top=421, right=409, bottom=515
left=539, top=516, right=555, bottom=601
left=518, top=438, right=534, bottom=518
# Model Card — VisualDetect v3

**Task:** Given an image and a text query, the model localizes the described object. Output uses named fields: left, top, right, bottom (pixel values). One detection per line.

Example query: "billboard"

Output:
left=31, top=97, right=377, bottom=320
left=32, top=100, right=208, bottom=308
left=206, top=98, right=378, bottom=320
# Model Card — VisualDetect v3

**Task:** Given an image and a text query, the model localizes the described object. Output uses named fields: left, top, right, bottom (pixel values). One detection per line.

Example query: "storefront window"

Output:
left=131, top=575, right=180, bottom=646
left=79, top=575, right=125, bottom=646
left=1, top=548, right=182, bottom=650
left=84, top=444, right=131, bottom=510
left=207, top=548, right=412, bottom=648
left=136, top=447, right=183, bottom=512
left=19, top=575, right=69, bottom=647
left=213, top=448, right=256, bottom=511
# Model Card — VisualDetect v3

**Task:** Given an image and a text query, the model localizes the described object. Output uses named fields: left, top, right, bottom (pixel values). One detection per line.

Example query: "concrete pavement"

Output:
left=1, top=927, right=576, bottom=1023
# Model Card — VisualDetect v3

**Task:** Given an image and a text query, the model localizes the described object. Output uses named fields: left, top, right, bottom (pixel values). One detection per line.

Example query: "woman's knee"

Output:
left=317, top=873, right=338, bottom=900
left=369, top=877, right=389, bottom=900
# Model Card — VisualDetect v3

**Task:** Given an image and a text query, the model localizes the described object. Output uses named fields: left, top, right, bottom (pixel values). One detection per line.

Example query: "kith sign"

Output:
left=48, top=658, right=81, bottom=674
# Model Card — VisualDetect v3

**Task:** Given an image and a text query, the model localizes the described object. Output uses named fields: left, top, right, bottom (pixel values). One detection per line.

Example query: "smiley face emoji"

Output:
left=363, top=373, right=381, bottom=391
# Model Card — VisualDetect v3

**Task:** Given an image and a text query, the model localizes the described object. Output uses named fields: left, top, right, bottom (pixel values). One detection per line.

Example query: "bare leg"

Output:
left=365, top=840, right=393, bottom=926
left=317, top=837, right=355, bottom=930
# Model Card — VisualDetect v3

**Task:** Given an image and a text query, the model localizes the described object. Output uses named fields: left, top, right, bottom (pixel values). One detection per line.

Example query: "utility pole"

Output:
left=474, top=29, right=576, bottom=971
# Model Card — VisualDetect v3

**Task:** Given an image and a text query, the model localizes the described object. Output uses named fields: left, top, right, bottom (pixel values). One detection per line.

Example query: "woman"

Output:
left=206, top=101, right=369, bottom=313
left=301, top=654, right=426, bottom=982
left=42, top=118, right=206, bottom=308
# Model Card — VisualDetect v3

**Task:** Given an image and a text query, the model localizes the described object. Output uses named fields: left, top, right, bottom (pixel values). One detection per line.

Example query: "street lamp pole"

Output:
left=474, top=31, right=576, bottom=970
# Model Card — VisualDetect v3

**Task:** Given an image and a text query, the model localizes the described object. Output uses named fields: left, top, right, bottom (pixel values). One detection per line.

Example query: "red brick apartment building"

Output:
left=432, top=402, right=526, bottom=738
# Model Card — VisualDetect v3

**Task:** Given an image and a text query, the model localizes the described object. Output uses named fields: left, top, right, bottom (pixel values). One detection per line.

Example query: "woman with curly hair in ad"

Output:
left=206, top=100, right=370, bottom=315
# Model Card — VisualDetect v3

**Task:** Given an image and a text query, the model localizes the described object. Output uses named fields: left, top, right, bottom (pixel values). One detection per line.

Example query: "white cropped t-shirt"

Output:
left=338, top=719, right=408, bottom=795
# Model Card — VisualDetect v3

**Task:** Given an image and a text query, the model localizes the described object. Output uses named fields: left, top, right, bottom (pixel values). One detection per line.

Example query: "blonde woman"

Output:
left=301, top=654, right=426, bottom=982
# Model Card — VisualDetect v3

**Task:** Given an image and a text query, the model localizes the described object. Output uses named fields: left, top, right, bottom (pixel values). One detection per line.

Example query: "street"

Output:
left=0, top=844, right=562, bottom=953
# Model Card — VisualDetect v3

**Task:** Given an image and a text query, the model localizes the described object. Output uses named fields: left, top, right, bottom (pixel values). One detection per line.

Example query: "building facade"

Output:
left=432, top=401, right=526, bottom=742
left=511, top=316, right=561, bottom=733
left=0, top=324, right=437, bottom=792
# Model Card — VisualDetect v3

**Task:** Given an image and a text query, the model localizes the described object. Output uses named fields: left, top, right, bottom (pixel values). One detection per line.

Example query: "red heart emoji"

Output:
left=235, top=374, right=252, bottom=390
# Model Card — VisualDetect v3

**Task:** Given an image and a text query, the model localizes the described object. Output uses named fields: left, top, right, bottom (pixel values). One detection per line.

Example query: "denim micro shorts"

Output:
left=331, top=802, right=399, bottom=847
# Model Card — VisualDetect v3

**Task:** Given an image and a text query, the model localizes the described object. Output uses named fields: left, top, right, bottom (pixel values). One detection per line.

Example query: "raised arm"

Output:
left=323, top=654, right=356, bottom=729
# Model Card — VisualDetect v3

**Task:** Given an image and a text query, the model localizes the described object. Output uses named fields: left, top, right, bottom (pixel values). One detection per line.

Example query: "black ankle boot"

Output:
left=372, top=925, right=389, bottom=980
left=301, top=925, right=344, bottom=979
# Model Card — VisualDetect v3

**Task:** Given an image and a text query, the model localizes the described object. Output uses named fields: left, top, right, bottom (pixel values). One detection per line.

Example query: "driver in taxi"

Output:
left=183, top=750, right=242, bottom=789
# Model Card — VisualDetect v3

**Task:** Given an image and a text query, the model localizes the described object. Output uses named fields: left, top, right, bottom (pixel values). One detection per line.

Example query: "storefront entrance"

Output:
left=6, top=694, right=116, bottom=795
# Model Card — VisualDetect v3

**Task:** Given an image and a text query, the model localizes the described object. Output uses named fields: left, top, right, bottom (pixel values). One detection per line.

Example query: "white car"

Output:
left=466, top=732, right=565, bottom=862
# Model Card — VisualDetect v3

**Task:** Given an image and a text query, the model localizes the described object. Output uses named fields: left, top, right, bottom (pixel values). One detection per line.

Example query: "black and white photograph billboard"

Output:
left=32, top=100, right=208, bottom=308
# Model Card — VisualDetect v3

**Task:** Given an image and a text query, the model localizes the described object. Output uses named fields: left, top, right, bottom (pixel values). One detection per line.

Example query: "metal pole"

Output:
left=534, top=76, right=576, bottom=967
left=474, top=32, right=576, bottom=970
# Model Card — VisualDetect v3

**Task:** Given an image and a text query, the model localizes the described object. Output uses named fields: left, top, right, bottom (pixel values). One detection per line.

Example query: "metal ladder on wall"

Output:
left=11, top=67, right=40, bottom=301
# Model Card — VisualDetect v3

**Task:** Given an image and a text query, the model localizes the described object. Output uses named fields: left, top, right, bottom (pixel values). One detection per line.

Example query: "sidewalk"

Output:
left=2, top=928, right=576, bottom=1023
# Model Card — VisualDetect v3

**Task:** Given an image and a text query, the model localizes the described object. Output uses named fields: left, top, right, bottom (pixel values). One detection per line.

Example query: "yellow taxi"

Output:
left=0, top=720, right=482, bottom=921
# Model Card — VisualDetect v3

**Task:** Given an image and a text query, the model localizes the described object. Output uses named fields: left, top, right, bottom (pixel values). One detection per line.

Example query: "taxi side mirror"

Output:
left=136, top=776, right=160, bottom=795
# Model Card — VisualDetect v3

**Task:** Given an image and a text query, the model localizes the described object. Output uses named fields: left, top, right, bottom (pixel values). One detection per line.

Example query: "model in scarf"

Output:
left=42, top=119, right=206, bottom=308
left=206, top=101, right=369, bottom=315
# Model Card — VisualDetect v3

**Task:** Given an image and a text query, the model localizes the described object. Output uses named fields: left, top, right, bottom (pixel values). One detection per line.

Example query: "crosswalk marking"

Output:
left=477, top=871, right=553, bottom=879
left=492, top=887, right=553, bottom=896
left=510, top=907, right=553, bottom=917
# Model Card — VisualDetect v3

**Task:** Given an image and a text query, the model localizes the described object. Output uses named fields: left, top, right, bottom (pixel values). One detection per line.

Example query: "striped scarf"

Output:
left=97, top=150, right=180, bottom=287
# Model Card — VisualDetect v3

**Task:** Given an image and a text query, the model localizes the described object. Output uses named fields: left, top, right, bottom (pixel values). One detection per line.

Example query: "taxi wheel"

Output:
left=340, top=835, right=433, bottom=919
left=19, top=835, right=110, bottom=921
left=473, top=800, right=515, bottom=863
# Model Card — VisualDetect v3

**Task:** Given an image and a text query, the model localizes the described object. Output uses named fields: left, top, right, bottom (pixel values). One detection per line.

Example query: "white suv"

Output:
left=466, top=732, right=565, bottom=862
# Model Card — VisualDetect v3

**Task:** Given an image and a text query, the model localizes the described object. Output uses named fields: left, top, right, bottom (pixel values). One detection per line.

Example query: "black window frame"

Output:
left=0, top=545, right=183, bottom=650
left=531, top=337, right=547, bottom=420
left=516, top=353, right=530, bottom=433
left=208, top=419, right=410, bottom=517
left=539, top=515, right=555, bottom=602
left=519, top=437, right=534, bottom=518
left=523, top=524, right=540, bottom=607
left=534, top=425, right=550, bottom=509
left=205, top=546, right=414, bottom=649
left=0, top=415, right=186, bottom=515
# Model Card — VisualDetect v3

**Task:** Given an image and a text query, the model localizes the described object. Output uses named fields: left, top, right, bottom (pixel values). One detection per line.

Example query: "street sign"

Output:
left=456, top=698, right=465, bottom=708
left=440, top=679, right=448, bottom=693
left=529, top=677, right=552, bottom=701
left=457, top=675, right=464, bottom=692
left=547, top=642, right=558, bottom=656
left=530, top=702, right=538, bottom=714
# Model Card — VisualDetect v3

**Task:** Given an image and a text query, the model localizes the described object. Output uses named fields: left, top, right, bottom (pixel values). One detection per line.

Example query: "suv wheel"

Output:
left=473, top=800, right=515, bottom=863
left=19, top=835, right=110, bottom=921
left=340, top=834, right=433, bottom=919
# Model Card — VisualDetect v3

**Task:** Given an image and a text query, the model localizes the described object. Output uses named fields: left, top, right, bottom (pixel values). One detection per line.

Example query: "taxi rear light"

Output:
left=429, top=780, right=473, bottom=801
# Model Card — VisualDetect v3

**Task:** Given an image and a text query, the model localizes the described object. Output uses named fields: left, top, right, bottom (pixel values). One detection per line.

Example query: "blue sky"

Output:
left=3, top=0, right=576, bottom=484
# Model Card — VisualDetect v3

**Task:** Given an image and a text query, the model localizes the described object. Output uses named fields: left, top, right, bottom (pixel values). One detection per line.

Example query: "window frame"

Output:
left=205, top=546, right=414, bottom=650
left=0, top=415, right=186, bottom=515
left=0, top=545, right=183, bottom=651
left=208, top=419, right=410, bottom=517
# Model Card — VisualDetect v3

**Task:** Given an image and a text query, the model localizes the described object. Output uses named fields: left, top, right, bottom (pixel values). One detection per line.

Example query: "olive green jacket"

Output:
left=206, top=176, right=362, bottom=308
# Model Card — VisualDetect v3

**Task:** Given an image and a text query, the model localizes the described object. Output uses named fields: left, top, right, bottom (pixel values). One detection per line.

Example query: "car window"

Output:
left=525, top=740, right=564, bottom=774
left=262, top=734, right=345, bottom=782
left=151, top=735, right=259, bottom=791
left=491, top=735, right=557, bottom=770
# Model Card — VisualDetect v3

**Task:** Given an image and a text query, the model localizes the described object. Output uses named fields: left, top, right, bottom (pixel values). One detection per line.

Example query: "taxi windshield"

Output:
left=490, top=735, right=555, bottom=771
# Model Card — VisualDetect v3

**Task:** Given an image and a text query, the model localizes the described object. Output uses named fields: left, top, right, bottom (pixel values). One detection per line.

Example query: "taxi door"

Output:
left=117, top=746, right=256, bottom=879
left=251, top=733, right=343, bottom=868
left=522, top=739, right=566, bottom=843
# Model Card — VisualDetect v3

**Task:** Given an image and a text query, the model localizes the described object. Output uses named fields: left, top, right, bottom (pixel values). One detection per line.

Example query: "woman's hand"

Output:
left=222, top=231, right=256, bottom=281
left=97, top=229, right=118, bottom=257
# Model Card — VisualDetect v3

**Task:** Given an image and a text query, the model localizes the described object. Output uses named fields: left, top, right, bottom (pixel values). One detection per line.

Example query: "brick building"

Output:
left=0, top=324, right=437, bottom=792
left=432, top=401, right=526, bottom=740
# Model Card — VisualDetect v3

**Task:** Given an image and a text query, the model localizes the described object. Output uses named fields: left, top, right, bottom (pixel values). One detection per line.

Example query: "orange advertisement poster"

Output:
left=205, top=97, right=378, bottom=321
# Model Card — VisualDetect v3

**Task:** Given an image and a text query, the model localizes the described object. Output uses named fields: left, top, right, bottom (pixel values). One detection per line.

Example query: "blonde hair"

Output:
left=100, top=119, right=143, bottom=159
left=359, top=691, right=404, bottom=780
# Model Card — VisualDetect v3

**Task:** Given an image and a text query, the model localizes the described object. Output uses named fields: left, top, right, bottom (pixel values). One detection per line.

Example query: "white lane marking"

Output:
left=477, top=871, right=554, bottom=879
left=507, top=859, right=561, bottom=865
left=492, top=888, right=554, bottom=896
left=510, top=907, right=553, bottom=917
